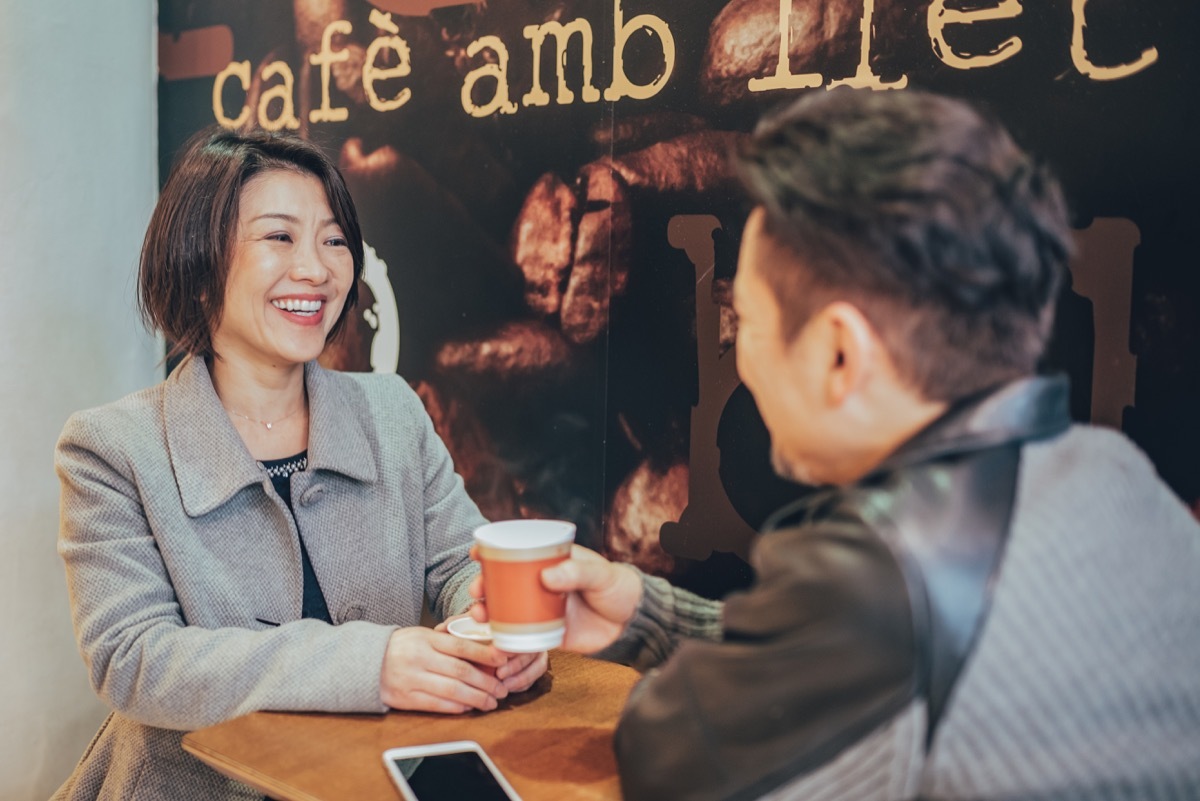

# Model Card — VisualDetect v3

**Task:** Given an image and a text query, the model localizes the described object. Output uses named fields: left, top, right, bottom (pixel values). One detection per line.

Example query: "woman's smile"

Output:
left=270, top=294, right=327, bottom=325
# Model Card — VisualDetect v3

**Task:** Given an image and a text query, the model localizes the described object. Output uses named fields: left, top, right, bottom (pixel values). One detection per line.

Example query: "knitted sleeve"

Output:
left=592, top=569, right=724, bottom=671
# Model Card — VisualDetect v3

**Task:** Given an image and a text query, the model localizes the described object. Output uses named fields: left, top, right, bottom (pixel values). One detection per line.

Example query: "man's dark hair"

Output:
left=138, top=128, right=364, bottom=360
left=737, top=88, right=1073, bottom=402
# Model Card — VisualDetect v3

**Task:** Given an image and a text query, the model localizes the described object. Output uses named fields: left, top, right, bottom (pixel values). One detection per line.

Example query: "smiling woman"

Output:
left=50, top=129, right=548, bottom=801
left=210, top=169, right=355, bottom=454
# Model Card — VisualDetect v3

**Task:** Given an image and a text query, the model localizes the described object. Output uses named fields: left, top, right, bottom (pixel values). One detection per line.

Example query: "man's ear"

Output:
left=821, top=301, right=883, bottom=406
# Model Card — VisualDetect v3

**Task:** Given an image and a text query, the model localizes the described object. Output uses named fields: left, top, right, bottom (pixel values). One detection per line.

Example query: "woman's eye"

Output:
left=327, top=236, right=348, bottom=247
left=267, top=232, right=292, bottom=243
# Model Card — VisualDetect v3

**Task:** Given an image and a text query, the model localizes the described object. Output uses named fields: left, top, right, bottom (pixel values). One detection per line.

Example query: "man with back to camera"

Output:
left=471, top=88, right=1200, bottom=800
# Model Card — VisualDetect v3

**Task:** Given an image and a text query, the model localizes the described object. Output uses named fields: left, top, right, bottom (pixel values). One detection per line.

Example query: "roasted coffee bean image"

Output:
left=512, top=173, right=578, bottom=317
left=607, top=130, right=746, bottom=197
left=436, top=320, right=572, bottom=379
left=605, top=460, right=689, bottom=577
left=560, top=164, right=633, bottom=344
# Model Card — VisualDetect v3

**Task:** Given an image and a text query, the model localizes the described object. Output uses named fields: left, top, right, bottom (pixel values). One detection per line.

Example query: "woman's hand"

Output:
left=469, top=545, right=643, bottom=654
left=437, top=613, right=550, bottom=694
left=496, top=650, right=549, bottom=693
left=379, top=626, right=509, bottom=714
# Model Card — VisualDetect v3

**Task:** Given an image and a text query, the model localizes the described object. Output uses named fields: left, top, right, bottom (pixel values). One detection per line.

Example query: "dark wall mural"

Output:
left=159, top=0, right=1200, bottom=599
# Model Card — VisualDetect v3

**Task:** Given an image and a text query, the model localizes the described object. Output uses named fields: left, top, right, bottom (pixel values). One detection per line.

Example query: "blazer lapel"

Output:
left=163, top=356, right=265, bottom=518
left=163, top=358, right=379, bottom=520
left=304, top=362, right=378, bottom=484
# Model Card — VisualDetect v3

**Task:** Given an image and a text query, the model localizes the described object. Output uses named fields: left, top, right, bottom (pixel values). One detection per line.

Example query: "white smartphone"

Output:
left=382, top=741, right=522, bottom=801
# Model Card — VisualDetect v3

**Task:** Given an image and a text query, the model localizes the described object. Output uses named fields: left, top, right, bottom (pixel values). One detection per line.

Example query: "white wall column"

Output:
left=0, top=2, right=159, bottom=797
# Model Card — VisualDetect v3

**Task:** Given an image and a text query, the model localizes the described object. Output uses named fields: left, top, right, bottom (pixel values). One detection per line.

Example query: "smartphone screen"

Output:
left=390, top=751, right=515, bottom=800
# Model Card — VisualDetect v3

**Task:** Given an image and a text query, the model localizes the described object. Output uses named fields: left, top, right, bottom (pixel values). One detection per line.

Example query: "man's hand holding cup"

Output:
left=468, top=523, right=644, bottom=655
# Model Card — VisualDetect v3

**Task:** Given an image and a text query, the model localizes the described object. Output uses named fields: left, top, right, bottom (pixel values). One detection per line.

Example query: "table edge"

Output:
left=182, top=736, right=325, bottom=801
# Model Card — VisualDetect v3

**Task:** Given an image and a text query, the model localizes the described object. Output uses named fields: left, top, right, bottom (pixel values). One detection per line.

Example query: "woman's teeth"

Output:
left=272, top=299, right=322, bottom=315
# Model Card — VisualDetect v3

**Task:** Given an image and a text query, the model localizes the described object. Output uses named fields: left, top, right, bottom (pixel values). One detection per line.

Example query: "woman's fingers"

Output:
left=403, top=690, right=472, bottom=716
left=416, top=670, right=501, bottom=712
left=498, top=651, right=549, bottom=692
left=381, top=627, right=510, bottom=714
left=391, top=656, right=501, bottom=712
left=431, top=630, right=505, bottom=668
left=495, top=651, right=537, bottom=681
left=424, top=648, right=507, bottom=696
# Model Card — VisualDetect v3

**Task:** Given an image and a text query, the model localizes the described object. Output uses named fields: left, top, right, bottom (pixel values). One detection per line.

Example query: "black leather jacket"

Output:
left=614, top=376, right=1072, bottom=801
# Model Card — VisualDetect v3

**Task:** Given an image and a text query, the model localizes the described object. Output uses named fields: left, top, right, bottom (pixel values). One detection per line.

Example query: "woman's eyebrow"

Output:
left=249, top=212, right=298, bottom=224
left=249, top=213, right=339, bottom=227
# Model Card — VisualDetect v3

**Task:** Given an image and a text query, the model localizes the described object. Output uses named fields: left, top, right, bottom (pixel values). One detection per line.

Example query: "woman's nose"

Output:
left=290, top=240, right=330, bottom=282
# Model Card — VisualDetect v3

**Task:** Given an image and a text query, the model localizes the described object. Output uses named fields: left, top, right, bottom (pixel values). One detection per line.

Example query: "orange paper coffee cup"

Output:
left=474, top=520, right=575, bottom=652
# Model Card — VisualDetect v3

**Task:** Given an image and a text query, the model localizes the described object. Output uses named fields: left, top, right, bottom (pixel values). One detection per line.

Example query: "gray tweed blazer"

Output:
left=52, top=356, right=486, bottom=800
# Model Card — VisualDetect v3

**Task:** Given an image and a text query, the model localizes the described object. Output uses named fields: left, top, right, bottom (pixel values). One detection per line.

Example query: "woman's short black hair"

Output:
left=737, top=88, right=1074, bottom=402
left=138, top=127, right=364, bottom=360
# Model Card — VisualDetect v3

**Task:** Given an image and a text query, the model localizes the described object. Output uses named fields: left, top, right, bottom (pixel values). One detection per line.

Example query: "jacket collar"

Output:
left=164, top=356, right=377, bottom=517
left=867, top=374, right=1071, bottom=479
left=766, top=375, right=1071, bottom=533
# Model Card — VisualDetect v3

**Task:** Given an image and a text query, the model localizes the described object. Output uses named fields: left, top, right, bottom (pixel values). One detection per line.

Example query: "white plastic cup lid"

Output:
left=473, top=519, right=576, bottom=550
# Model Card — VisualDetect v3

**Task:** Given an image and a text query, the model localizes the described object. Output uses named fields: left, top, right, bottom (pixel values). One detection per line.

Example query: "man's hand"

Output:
left=469, top=545, right=643, bottom=654
left=379, top=626, right=508, bottom=714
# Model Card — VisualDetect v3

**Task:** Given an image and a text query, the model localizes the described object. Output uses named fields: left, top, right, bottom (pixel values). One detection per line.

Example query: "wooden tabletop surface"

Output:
left=183, top=650, right=641, bottom=800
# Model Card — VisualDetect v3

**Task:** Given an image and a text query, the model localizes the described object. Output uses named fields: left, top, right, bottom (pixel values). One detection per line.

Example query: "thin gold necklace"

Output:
left=224, top=404, right=305, bottom=431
